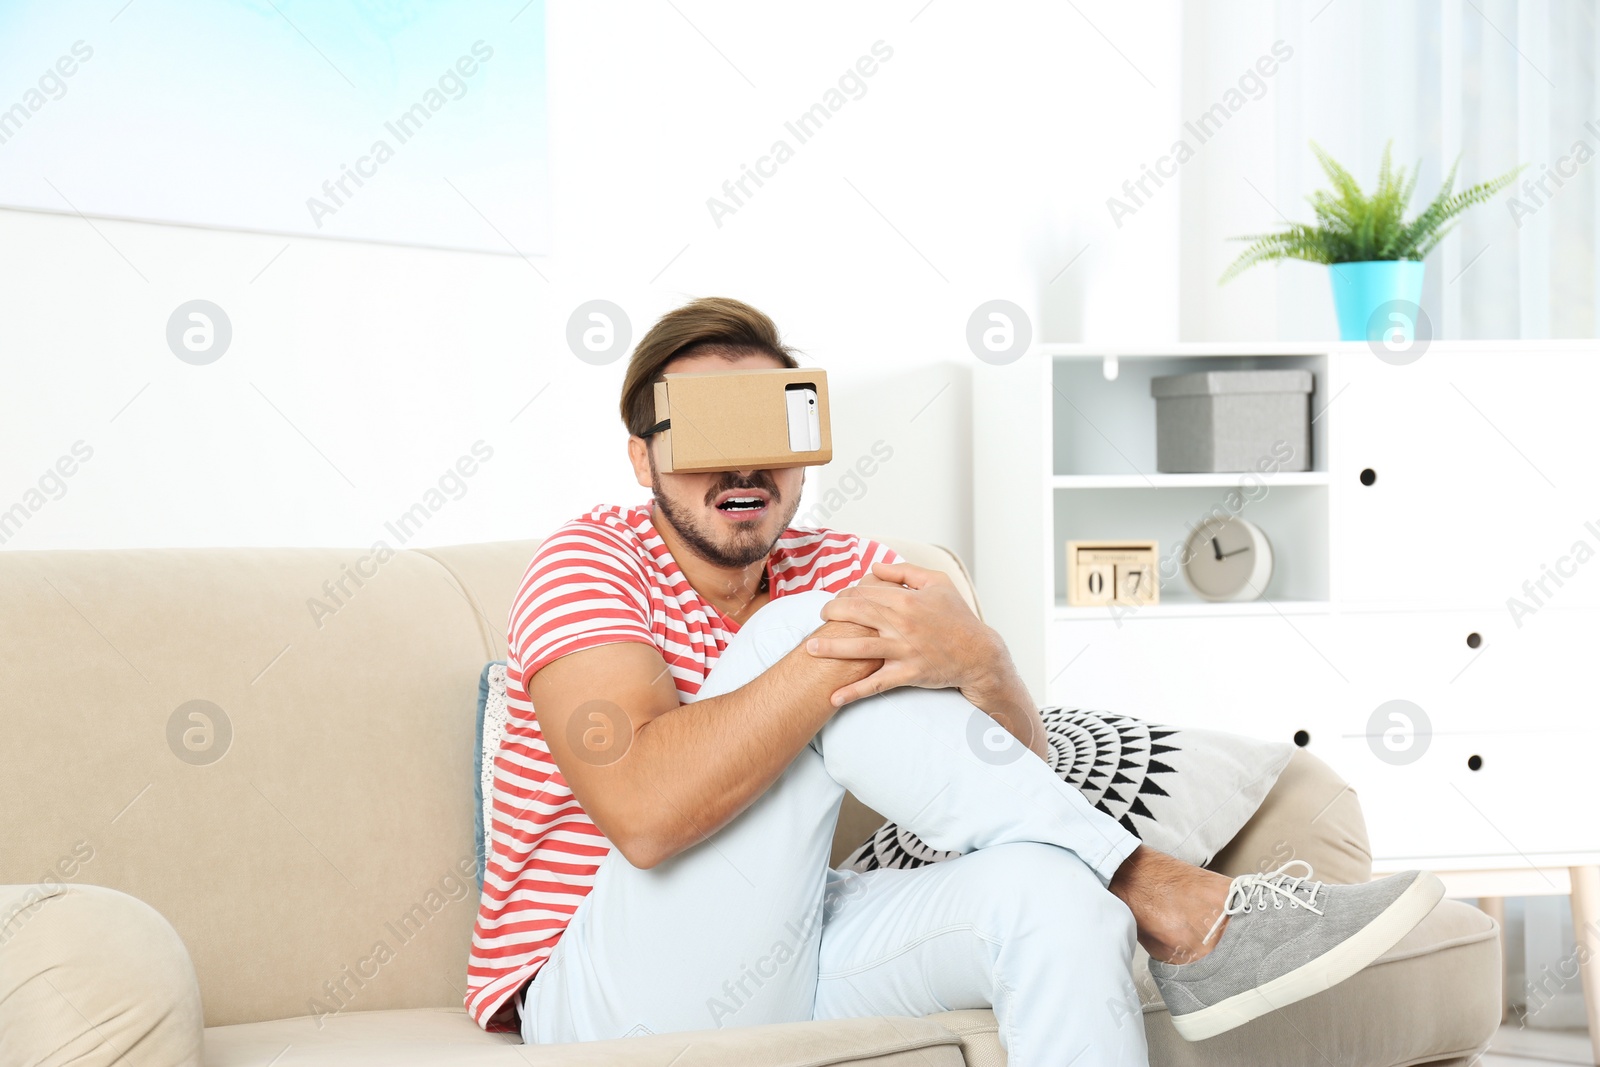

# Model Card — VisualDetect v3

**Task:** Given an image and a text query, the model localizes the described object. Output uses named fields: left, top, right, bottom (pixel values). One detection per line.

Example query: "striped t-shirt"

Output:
left=465, top=502, right=902, bottom=1029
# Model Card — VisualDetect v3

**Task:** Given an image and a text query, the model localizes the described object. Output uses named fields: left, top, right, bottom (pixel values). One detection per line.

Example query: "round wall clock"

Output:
left=1181, top=516, right=1274, bottom=602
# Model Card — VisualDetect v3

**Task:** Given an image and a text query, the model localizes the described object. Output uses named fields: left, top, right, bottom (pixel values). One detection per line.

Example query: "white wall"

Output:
left=2, top=1, right=1180, bottom=582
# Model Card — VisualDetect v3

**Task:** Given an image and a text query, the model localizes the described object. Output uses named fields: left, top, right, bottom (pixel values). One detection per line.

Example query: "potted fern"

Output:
left=1221, top=142, right=1522, bottom=341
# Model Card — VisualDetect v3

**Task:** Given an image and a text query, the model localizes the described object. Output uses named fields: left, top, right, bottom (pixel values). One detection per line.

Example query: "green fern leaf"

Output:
left=1220, top=141, right=1522, bottom=283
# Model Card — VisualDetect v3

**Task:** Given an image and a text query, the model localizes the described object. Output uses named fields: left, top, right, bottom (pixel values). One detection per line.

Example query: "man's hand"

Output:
left=805, top=561, right=1014, bottom=710
left=805, top=561, right=1048, bottom=757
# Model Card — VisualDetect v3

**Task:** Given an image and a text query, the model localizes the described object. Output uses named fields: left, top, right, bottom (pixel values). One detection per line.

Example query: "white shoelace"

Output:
left=1203, top=860, right=1326, bottom=945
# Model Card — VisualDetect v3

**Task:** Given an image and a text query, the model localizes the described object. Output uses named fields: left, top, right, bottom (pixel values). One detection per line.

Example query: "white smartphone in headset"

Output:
left=784, top=384, right=821, bottom=452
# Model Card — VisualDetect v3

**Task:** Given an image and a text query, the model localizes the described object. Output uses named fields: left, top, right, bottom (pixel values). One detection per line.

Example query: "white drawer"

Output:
left=1323, top=726, right=1600, bottom=861
left=1331, top=351, right=1600, bottom=607
left=1320, top=608, right=1595, bottom=736
left=1046, top=614, right=1342, bottom=742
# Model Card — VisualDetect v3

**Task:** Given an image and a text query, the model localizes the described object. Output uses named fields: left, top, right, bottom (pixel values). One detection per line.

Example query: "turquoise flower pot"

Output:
left=1328, top=260, right=1426, bottom=341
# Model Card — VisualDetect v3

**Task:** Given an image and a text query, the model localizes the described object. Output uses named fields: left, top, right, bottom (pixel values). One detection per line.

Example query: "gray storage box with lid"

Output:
left=1149, top=369, right=1313, bottom=473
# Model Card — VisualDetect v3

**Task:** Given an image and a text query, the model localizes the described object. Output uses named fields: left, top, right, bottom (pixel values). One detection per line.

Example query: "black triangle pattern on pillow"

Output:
left=840, top=707, right=1181, bottom=873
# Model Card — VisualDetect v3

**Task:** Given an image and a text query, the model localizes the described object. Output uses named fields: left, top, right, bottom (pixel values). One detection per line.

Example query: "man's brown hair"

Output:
left=619, top=297, right=799, bottom=438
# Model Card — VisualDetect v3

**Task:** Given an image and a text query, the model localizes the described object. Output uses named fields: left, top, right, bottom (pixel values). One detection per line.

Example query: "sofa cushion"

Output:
left=203, top=1007, right=965, bottom=1067
left=925, top=897, right=1500, bottom=1066
left=1208, top=748, right=1373, bottom=886
left=202, top=901, right=1497, bottom=1067
left=0, top=547, right=492, bottom=1026
left=841, top=709, right=1293, bottom=872
left=0, top=882, right=204, bottom=1067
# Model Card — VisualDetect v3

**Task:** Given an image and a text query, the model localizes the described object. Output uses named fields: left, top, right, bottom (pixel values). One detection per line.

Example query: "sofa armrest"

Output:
left=0, top=883, right=204, bottom=1066
left=1207, top=748, right=1374, bottom=884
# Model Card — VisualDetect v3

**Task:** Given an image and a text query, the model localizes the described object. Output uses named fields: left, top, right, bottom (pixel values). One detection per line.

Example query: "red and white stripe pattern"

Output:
left=465, top=502, right=902, bottom=1029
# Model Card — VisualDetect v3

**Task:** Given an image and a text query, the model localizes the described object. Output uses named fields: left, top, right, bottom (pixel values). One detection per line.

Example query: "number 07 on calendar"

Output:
left=1065, top=540, right=1160, bottom=607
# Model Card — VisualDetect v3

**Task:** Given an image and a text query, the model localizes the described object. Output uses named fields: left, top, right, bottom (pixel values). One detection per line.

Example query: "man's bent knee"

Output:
left=734, top=590, right=837, bottom=667
left=746, top=588, right=833, bottom=631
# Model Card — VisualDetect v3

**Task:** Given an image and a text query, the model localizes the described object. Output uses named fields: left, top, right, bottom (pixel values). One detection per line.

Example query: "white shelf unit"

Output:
left=972, top=340, right=1600, bottom=870
left=1044, top=344, right=1335, bottom=620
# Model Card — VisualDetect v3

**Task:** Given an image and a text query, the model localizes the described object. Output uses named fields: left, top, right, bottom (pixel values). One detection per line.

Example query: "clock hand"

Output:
left=1218, top=545, right=1252, bottom=558
left=1211, top=537, right=1222, bottom=561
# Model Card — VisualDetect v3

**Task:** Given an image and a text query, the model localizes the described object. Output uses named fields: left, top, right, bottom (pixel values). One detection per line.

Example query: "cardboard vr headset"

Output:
left=648, top=367, right=832, bottom=473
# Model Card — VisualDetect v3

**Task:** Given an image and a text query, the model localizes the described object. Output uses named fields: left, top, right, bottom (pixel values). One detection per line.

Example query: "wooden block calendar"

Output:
left=1065, top=540, right=1159, bottom=607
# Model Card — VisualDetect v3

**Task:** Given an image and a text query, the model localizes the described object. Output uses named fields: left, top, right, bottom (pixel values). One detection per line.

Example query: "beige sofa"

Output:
left=0, top=537, right=1501, bottom=1066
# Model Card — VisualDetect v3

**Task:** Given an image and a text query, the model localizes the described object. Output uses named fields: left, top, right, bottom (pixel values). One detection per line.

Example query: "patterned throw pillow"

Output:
left=839, top=707, right=1294, bottom=872
left=475, top=661, right=509, bottom=887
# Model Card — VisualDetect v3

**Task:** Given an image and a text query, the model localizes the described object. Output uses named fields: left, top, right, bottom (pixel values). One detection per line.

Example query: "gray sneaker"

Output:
left=1149, top=861, right=1444, bottom=1041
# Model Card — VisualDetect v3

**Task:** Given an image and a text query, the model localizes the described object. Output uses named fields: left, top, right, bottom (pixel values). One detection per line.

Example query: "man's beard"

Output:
left=649, top=458, right=798, bottom=570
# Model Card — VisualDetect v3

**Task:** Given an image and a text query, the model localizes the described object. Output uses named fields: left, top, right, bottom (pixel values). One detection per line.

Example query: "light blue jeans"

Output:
left=520, top=589, right=1148, bottom=1066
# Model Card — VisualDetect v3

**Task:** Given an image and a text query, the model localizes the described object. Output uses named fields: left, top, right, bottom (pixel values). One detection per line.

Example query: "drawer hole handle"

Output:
left=1359, top=468, right=1377, bottom=486
left=1293, top=729, right=1311, bottom=747
left=1467, top=754, right=1484, bottom=771
left=1466, top=632, right=1483, bottom=649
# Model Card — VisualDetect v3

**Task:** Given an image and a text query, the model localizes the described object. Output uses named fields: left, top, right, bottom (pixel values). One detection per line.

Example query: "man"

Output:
left=466, top=297, right=1443, bottom=1064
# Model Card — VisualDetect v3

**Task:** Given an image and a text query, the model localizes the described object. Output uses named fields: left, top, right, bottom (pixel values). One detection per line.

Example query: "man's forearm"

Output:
left=964, top=631, right=1050, bottom=760
left=970, top=673, right=1050, bottom=760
